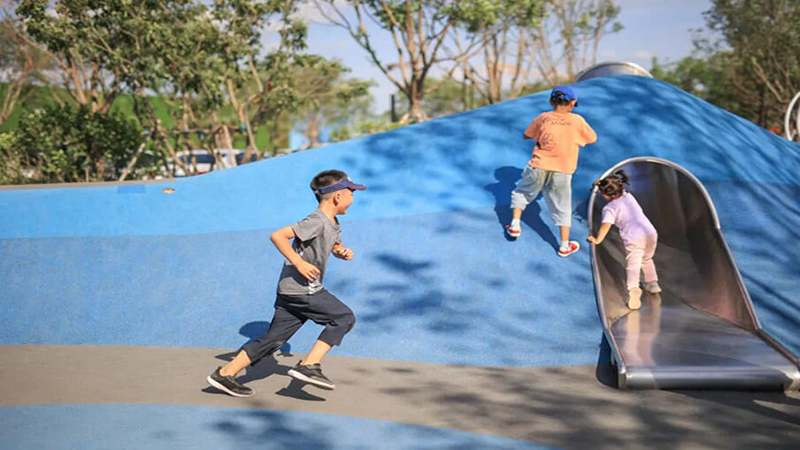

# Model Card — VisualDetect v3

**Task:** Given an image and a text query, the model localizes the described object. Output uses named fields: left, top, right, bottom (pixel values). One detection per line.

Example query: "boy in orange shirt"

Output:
left=507, top=85, right=597, bottom=257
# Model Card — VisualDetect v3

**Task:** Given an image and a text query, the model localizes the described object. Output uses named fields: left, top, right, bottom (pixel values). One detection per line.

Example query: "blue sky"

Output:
left=290, top=0, right=713, bottom=113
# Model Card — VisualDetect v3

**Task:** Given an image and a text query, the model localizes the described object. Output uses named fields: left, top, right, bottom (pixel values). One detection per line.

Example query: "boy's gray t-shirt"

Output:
left=278, top=209, right=341, bottom=296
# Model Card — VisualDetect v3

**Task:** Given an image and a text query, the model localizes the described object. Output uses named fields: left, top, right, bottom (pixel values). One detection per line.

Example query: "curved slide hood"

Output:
left=589, top=157, right=800, bottom=390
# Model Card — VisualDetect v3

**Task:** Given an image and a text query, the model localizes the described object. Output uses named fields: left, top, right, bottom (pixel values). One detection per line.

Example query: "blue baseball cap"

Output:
left=314, top=177, right=367, bottom=195
left=550, top=85, right=578, bottom=106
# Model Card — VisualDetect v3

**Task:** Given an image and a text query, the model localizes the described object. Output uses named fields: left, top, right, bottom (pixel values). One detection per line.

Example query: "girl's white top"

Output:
left=601, top=191, right=657, bottom=244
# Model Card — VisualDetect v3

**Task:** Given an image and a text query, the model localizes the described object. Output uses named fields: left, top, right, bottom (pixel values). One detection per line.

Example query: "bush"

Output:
left=329, top=119, right=404, bottom=142
left=9, top=104, right=144, bottom=183
left=0, top=132, right=26, bottom=185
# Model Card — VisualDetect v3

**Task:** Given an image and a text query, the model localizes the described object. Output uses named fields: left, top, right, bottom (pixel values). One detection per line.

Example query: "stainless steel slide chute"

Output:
left=574, top=61, right=652, bottom=83
left=589, top=157, right=800, bottom=390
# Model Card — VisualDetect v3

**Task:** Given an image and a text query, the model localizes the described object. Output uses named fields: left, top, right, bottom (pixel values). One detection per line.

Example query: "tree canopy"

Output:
left=653, top=0, right=800, bottom=130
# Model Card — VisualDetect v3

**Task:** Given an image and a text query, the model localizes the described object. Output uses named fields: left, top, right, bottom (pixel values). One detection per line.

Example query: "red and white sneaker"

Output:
left=505, top=224, right=521, bottom=238
left=557, top=240, right=580, bottom=257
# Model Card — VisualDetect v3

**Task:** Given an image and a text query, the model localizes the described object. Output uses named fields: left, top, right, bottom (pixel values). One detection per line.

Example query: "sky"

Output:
left=290, top=0, right=714, bottom=114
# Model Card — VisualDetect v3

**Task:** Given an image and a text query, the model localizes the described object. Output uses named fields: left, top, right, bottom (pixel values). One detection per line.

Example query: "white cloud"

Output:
left=293, top=0, right=349, bottom=25
left=633, top=50, right=654, bottom=59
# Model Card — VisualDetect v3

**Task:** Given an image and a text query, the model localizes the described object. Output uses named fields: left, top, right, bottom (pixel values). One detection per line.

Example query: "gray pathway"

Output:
left=2, top=345, right=799, bottom=449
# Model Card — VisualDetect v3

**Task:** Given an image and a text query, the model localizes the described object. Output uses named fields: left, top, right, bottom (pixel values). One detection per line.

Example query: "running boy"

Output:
left=587, top=170, right=661, bottom=309
left=207, top=170, right=365, bottom=396
left=507, top=85, right=597, bottom=257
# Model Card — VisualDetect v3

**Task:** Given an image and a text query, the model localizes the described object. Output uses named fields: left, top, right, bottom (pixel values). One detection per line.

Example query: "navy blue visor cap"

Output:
left=315, top=177, right=367, bottom=195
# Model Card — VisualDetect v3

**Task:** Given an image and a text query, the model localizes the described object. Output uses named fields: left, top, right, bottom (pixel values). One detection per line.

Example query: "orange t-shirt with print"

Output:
left=523, top=111, right=597, bottom=174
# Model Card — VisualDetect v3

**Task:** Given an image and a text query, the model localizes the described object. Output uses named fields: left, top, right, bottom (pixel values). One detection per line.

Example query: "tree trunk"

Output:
left=96, top=155, right=107, bottom=181
left=119, top=135, right=149, bottom=181
left=304, top=113, right=321, bottom=149
left=1, top=79, right=25, bottom=127
left=757, top=83, right=767, bottom=127
left=404, top=77, right=427, bottom=123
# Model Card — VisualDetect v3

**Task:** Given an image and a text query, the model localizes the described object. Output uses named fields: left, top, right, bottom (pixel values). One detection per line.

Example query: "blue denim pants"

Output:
left=510, top=166, right=573, bottom=227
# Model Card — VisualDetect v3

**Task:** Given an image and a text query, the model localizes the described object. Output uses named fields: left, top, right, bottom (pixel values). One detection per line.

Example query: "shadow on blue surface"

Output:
left=484, top=166, right=560, bottom=249
left=0, top=404, right=551, bottom=449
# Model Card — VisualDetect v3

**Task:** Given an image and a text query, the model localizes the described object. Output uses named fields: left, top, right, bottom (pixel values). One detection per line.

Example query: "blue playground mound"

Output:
left=1, top=75, right=799, bottom=367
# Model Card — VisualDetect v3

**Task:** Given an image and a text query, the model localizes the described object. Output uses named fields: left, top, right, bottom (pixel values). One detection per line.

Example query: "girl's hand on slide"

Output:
left=587, top=236, right=598, bottom=244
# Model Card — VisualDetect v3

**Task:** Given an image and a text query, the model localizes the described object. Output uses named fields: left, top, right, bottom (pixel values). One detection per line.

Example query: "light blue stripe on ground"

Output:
left=0, top=404, right=554, bottom=450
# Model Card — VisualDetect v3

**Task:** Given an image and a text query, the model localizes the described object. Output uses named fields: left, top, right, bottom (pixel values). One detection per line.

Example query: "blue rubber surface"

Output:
left=2, top=76, right=799, bottom=239
left=1, top=75, right=799, bottom=366
left=0, top=205, right=600, bottom=366
left=0, top=404, right=552, bottom=449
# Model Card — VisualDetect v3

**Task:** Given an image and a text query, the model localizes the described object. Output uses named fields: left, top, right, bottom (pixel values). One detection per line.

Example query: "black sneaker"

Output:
left=287, top=361, right=335, bottom=390
left=206, top=367, right=255, bottom=397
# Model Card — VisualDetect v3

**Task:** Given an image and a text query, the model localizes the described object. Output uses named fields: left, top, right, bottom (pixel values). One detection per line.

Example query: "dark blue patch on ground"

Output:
left=0, top=404, right=553, bottom=450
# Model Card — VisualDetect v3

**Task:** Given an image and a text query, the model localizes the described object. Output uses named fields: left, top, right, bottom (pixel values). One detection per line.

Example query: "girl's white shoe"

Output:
left=642, top=281, right=662, bottom=293
left=627, top=287, right=642, bottom=310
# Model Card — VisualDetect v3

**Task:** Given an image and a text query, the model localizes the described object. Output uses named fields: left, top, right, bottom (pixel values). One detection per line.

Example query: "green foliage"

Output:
left=329, top=119, right=404, bottom=143
left=393, top=78, right=480, bottom=118
left=0, top=132, right=15, bottom=151
left=359, top=0, right=524, bottom=31
left=0, top=12, right=54, bottom=127
left=650, top=54, right=742, bottom=116
left=17, top=0, right=204, bottom=104
left=15, top=0, right=309, bottom=162
left=0, top=131, right=25, bottom=185
left=697, top=0, right=800, bottom=127
left=9, top=104, right=145, bottom=183
left=288, top=55, right=373, bottom=147
left=456, top=0, right=543, bottom=32
left=518, top=80, right=555, bottom=98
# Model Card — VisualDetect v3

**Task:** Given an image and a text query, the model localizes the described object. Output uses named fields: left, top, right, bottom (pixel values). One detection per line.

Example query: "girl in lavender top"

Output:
left=587, top=170, right=661, bottom=310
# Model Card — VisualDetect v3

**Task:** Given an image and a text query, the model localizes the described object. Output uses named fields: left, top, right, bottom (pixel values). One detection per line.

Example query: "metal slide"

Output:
left=588, top=157, right=800, bottom=390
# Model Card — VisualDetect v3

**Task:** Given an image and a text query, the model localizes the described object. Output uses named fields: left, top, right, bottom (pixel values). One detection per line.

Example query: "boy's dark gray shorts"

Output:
left=242, top=289, right=356, bottom=364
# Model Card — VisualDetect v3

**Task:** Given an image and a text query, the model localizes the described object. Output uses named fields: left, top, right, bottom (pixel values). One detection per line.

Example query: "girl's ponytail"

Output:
left=613, top=170, right=630, bottom=185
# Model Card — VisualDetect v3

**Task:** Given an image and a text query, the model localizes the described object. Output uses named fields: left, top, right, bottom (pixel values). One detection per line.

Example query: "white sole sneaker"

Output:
left=206, top=375, right=255, bottom=398
left=558, top=241, right=580, bottom=257
left=506, top=225, right=521, bottom=238
left=627, top=287, right=642, bottom=310
left=288, top=368, right=335, bottom=390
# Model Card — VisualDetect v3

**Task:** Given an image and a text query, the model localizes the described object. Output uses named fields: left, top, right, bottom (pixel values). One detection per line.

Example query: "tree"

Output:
left=328, top=117, right=403, bottom=142
left=15, top=0, right=311, bottom=178
left=392, top=77, right=478, bottom=118
left=700, top=0, right=800, bottom=128
left=314, top=0, right=492, bottom=123
left=650, top=53, right=742, bottom=117
left=455, top=0, right=544, bottom=105
left=0, top=1, right=54, bottom=127
left=288, top=55, right=373, bottom=149
left=214, top=0, right=308, bottom=159
left=10, top=104, right=144, bottom=183
left=532, top=0, right=622, bottom=83
left=15, top=0, right=206, bottom=177
left=16, top=0, right=181, bottom=115
left=0, top=131, right=25, bottom=184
